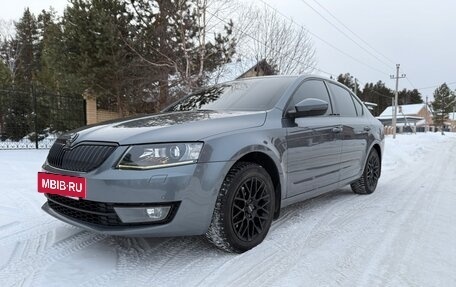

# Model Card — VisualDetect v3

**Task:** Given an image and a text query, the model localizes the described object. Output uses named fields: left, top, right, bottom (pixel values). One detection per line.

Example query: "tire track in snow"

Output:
left=0, top=230, right=107, bottom=286
left=79, top=237, right=176, bottom=287
left=3, top=135, right=455, bottom=287
left=358, top=139, right=456, bottom=287
left=126, top=237, right=208, bottom=286
left=0, top=218, right=60, bottom=247
left=308, top=160, right=437, bottom=286
left=0, top=232, right=50, bottom=286
left=79, top=236, right=207, bottom=287
left=351, top=139, right=450, bottom=287
left=197, top=189, right=377, bottom=286
left=214, top=140, right=441, bottom=287
left=244, top=196, right=382, bottom=286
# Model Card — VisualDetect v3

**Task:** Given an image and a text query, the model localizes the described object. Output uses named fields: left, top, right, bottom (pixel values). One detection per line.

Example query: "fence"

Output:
left=0, top=86, right=85, bottom=149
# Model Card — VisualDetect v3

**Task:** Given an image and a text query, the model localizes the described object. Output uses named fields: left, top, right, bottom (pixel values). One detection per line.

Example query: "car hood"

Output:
left=70, top=110, right=267, bottom=145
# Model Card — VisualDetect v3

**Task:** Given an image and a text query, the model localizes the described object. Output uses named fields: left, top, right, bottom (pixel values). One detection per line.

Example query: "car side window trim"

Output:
left=350, top=94, right=364, bottom=116
left=326, top=81, right=358, bottom=117
left=322, top=81, right=337, bottom=116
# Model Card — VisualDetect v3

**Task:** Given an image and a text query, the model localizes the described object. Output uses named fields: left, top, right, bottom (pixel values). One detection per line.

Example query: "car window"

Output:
left=165, top=77, right=295, bottom=112
left=328, top=83, right=357, bottom=117
left=352, top=95, right=364, bottom=116
left=287, top=80, right=332, bottom=115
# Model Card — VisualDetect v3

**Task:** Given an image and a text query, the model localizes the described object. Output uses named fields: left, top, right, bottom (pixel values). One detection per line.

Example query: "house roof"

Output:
left=379, top=104, right=429, bottom=118
left=236, top=59, right=276, bottom=79
left=207, top=58, right=266, bottom=85
left=377, top=115, right=423, bottom=120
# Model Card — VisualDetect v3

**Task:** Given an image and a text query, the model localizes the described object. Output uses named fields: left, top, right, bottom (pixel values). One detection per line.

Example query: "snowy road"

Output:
left=1, top=133, right=455, bottom=287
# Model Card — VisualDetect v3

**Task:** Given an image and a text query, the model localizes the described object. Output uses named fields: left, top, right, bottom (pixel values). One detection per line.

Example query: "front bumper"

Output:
left=41, top=159, right=231, bottom=237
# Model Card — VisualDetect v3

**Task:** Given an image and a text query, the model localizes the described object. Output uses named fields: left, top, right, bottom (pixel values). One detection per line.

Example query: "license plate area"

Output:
left=38, top=172, right=87, bottom=199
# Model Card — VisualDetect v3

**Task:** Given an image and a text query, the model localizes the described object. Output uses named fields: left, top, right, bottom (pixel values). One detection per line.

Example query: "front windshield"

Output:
left=165, top=77, right=295, bottom=112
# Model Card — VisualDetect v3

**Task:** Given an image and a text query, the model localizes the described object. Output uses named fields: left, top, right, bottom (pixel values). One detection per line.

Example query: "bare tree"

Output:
left=232, top=3, right=317, bottom=75
left=0, top=19, right=19, bottom=81
left=168, top=0, right=236, bottom=94
left=0, top=19, right=15, bottom=40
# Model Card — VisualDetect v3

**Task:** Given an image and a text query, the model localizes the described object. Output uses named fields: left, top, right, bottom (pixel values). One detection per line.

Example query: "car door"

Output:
left=285, top=80, right=343, bottom=198
left=326, top=82, right=370, bottom=182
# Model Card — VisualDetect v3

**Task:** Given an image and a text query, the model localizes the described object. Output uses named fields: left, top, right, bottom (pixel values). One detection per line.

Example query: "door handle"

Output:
left=332, top=127, right=343, bottom=133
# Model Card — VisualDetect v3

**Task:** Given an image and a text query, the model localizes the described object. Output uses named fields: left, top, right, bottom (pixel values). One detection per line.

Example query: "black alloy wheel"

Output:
left=351, top=149, right=381, bottom=194
left=231, top=177, right=272, bottom=242
left=206, top=162, right=275, bottom=253
left=365, top=150, right=381, bottom=191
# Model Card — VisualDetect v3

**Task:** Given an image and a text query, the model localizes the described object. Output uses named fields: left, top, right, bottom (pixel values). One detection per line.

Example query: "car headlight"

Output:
left=117, top=142, right=203, bottom=170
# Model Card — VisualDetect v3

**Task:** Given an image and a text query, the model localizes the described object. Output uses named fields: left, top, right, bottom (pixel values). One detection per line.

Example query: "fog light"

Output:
left=114, top=206, right=171, bottom=223
left=146, top=207, right=169, bottom=220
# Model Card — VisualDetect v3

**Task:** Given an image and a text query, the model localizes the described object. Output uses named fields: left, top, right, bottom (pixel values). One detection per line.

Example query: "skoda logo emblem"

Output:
left=64, top=133, right=79, bottom=149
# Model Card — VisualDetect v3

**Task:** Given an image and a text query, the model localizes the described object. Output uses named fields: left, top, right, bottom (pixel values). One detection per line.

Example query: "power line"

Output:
left=305, top=0, right=419, bottom=99
left=208, top=5, right=395, bottom=100
left=397, top=67, right=418, bottom=90
left=417, top=81, right=456, bottom=91
left=309, top=0, right=396, bottom=66
left=405, top=77, right=417, bottom=90
left=297, top=0, right=392, bottom=71
left=256, top=0, right=390, bottom=76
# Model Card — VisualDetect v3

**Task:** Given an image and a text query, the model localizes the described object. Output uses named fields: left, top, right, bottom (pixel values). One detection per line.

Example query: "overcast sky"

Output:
left=1, top=0, right=455, bottom=101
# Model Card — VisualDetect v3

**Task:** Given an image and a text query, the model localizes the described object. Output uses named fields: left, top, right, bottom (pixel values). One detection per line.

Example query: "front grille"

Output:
left=45, top=194, right=179, bottom=227
left=47, top=141, right=117, bottom=172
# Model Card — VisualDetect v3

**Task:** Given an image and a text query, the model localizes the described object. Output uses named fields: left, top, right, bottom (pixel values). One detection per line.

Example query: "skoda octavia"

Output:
left=38, top=75, right=384, bottom=253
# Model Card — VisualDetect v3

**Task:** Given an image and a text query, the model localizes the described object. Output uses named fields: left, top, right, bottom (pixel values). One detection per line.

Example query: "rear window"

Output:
left=165, top=77, right=295, bottom=112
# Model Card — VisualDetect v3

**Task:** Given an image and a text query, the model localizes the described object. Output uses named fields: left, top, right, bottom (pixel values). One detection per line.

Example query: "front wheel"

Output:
left=351, top=149, right=381, bottom=194
left=206, top=162, right=275, bottom=253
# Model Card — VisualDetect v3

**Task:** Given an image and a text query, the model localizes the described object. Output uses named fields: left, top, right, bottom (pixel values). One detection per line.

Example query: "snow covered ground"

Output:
left=0, top=133, right=455, bottom=287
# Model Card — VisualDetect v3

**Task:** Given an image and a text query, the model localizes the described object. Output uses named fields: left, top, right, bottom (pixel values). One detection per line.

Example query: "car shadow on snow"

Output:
left=43, top=187, right=361, bottom=284
left=91, top=187, right=357, bottom=255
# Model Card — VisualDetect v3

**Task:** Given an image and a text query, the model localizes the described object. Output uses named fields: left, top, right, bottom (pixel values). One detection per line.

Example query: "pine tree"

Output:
left=3, top=8, right=39, bottom=140
left=15, top=8, right=39, bottom=86
left=60, top=0, right=134, bottom=110
left=35, top=9, right=61, bottom=90
left=360, top=81, right=394, bottom=116
left=431, top=83, right=456, bottom=127
left=337, top=73, right=361, bottom=95
left=0, top=60, right=11, bottom=137
left=0, top=60, right=10, bottom=84
left=398, top=88, right=423, bottom=105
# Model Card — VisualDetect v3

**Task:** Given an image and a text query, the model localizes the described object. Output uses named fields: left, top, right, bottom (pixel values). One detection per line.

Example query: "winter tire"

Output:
left=206, top=162, right=275, bottom=253
left=351, top=149, right=381, bottom=194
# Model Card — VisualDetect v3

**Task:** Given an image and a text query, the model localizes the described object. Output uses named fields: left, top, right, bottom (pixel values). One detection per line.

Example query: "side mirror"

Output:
left=288, top=98, right=328, bottom=118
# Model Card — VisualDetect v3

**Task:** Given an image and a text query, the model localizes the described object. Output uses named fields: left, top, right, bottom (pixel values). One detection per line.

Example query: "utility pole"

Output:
left=390, top=64, right=406, bottom=139
left=426, top=96, right=429, bottom=132
left=441, top=96, right=445, bottom=135
left=354, top=78, right=358, bottom=96
left=350, top=76, right=358, bottom=96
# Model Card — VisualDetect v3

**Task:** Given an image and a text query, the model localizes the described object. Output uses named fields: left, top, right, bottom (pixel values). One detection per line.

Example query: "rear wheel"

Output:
left=206, top=162, right=275, bottom=253
left=351, top=149, right=381, bottom=194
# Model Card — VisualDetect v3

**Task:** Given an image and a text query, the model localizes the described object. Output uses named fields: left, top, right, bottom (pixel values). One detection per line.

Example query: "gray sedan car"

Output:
left=38, top=75, right=384, bottom=253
